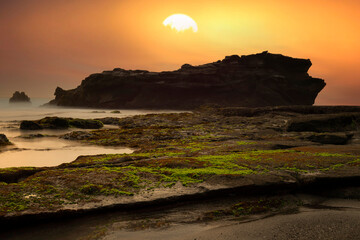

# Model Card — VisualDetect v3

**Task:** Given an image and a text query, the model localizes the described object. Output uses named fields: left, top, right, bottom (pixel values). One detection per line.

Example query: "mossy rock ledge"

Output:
left=1, top=106, right=360, bottom=220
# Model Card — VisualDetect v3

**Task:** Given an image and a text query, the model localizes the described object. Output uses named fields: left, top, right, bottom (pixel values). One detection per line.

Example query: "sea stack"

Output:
left=48, top=52, right=326, bottom=109
left=9, top=91, right=31, bottom=103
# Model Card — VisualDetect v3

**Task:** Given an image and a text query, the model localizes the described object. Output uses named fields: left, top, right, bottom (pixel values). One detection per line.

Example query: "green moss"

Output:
left=309, top=152, right=353, bottom=158
left=0, top=167, right=37, bottom=174
left=331, top=164, right=344, bottom=169
left=2, top=200, right=29, bottom=212
left=69, top=119, right=103, bottom=129
left=277, top=167, right=308, bottom=173
left=100, top=188, right=134, bottom=196
left=236, top=141, right=257, bottom=145
left=80, top=184, right=103, bottom=195
left=348, top=159, right=360, bottom=165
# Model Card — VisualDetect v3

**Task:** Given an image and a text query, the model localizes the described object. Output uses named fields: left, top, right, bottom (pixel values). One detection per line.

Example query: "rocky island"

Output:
left=9, top=91, right=31, bottom=103
left=48, top=52, right=326, bottom=109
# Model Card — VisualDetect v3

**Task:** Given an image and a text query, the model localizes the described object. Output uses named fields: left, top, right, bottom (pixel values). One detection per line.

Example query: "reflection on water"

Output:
left=0, top=124, right=133, bottom=168
left=0, top=98, right=184, bottom=121
left=0, top=98, right=184, bottom=168
left=0, top=137, right=132, bottom=168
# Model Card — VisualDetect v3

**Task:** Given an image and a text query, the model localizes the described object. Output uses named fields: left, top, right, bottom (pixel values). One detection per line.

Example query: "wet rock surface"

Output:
left=20, top=121, right=43, bottom=130
left=287, top=113, right=360, bottom=132
left=20, top=117, right=104, bottom=130
left=0, top=106, right=359, bottom=228
left=2, top=190, right=360, bottom=240
left=48, top=52, right=325, bottom=109
left=307, top=133, right=354, bottom=145
left=95, top=117, right=121, bottom=125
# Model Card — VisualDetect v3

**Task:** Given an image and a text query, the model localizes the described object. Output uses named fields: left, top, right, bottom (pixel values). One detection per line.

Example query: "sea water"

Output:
left=0, top=98, right=178, bottom=168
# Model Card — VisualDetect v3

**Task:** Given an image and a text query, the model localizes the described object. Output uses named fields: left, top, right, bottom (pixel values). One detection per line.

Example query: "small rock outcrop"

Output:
left=47, top=52, right=326, bottom=109
left=9, top=91, right=31, bottom=103
left=20, top=117, right=104, bottom=130
left=0, top=134, right=11, bottom=146
left=287, top=113, right=360, bottom=133
left=20, top=121, right=43, bottom=130
left=307, top=133, right=354, bottom=145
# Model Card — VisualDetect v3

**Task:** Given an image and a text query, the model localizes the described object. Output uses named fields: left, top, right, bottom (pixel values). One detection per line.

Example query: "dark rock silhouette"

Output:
left=48, top=52, right=326, bottom=109
left=286, top=113, right=360, bottom=132
left=9, top=91, right=31, bottom=103
left=0, top=134, right=11, bottom=146
left=20, top=117, right=104, bottom=130
left=307, top=133, right=354, bottom=145
left=20, top=121, right=43, bottom=130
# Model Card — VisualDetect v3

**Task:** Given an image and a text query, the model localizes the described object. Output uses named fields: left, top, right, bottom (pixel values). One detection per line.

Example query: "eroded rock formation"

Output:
left=48, top=52, right=326, bottom=109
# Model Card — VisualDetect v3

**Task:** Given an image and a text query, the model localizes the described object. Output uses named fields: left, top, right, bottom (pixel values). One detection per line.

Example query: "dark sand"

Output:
left=138, top=209, right=359, bottom=240
left=2, top=194, right=359, bottom=240
left=103, top=196, right=360, bottom=240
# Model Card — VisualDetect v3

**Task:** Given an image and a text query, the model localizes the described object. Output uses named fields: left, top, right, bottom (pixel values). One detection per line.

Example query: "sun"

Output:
left=163, top=14, right=198, bottom=33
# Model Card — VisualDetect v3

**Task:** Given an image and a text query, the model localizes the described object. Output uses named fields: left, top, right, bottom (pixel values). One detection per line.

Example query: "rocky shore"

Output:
left=48, top=52, right=325, bottom=109
left=0, top=106, right=359, bottom=229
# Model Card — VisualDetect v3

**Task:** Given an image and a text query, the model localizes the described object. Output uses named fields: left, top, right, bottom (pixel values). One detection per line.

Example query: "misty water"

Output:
left=0, top=98, right=178, bottom=168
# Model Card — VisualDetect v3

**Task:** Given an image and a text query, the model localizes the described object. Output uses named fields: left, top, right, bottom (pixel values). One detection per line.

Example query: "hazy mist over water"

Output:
left=0, top=98, right=181, bottom=168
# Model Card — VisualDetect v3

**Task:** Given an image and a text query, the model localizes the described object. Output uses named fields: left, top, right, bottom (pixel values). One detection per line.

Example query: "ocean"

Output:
left=0, top=98, right=177, bottom=168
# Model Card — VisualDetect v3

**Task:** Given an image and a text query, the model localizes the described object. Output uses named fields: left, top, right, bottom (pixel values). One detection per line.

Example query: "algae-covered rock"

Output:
left=62, top=131, right=94, bottom=140
left=0, top=167, right=42, bottom=183
left=69, top=119, right=103, bottom=129
left=20, top=121, right=43, bottom=130
left=20, top=117, right=104, bottom=130
left=39, top=117, right=70, bottom=129
left=287, top=113, right=360, bottom=132
left=1, top=106, right=360, bottom=221
left=18, top=134, right=45, bottom=139
left=307, top=133, right=354, bottom=145
left=95, top=117, right=120, bottom=125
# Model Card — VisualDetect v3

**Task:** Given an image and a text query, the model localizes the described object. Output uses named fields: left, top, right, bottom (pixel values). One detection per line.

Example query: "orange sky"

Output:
left=1, top=0, right=359, bottom=105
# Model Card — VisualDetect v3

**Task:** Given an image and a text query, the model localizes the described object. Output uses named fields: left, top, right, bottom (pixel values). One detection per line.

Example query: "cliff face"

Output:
left=48, top=52, right=326, bottom=109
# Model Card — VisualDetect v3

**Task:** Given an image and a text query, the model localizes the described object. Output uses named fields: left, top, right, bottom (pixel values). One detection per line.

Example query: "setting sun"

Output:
left=163, top=14, right=198, bottom=33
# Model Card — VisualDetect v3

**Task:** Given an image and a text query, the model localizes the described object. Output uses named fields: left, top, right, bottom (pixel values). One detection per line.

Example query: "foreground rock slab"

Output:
left=0, top=106, right=359, bottom=222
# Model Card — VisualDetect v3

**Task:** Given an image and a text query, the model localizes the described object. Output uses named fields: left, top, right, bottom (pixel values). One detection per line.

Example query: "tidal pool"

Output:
left=0, top=122, right=132, bottom=168
left=0, top=136, right=132, bottom=168
left=0, top=99, right=184, bottom=168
